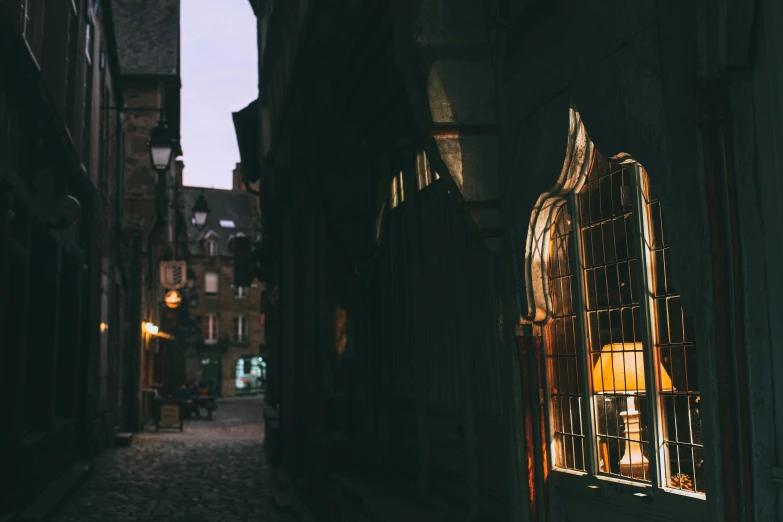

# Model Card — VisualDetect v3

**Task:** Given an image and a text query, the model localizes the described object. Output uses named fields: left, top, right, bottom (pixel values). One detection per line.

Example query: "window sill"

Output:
left=548, top=469, right=707, bottom=522
left=204, top=340, right=218, bottom=345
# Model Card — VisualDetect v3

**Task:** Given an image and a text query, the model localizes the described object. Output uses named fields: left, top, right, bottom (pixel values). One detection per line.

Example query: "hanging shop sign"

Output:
left=160, top=260, right=187, bottom=289
left=164, top=290, right=182, bottom=309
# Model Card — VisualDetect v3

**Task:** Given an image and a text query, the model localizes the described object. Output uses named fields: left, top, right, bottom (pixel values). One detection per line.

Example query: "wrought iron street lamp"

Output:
left=147, top=119, right=176, bottom=174
left=192, top=191, right=211, bottom=228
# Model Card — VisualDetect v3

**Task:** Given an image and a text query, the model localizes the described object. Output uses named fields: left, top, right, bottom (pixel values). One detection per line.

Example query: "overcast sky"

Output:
left=180, top=1, right=257, bottom=189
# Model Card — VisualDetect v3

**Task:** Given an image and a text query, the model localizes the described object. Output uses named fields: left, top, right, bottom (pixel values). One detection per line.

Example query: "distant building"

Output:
left=182, top=186, right=264, bottom=397
left=0, top=0, right=127, bottom=514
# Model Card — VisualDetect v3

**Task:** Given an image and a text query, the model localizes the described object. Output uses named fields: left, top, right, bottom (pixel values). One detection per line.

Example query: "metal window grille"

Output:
left=545, top=204, right=585, bottom=471
left=640, top=171, right=704, bottom=493
left=543, top=151, right=705, bottom=496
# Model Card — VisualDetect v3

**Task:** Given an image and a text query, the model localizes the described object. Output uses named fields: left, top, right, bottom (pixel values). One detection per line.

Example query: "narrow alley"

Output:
left=3, top=1, right=783, bottom=521
left=53, top=398, right=294, bottom=522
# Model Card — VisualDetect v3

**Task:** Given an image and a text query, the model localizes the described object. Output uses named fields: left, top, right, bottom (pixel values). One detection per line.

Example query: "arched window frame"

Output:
left=523, top=106, right=705, bottom=505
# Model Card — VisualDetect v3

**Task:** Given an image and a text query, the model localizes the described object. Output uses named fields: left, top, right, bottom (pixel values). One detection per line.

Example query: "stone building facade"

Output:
left=237, top=1, right=783, bottom=521
left=0, top=0, right=127, bottom=515
left=112, top=0, right=183, bottom=429
left=182, top=186, right=264, bottom=398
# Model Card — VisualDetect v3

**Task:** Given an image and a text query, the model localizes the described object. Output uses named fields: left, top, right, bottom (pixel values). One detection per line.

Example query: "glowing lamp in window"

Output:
left=592, top=343, right=673, bottom=479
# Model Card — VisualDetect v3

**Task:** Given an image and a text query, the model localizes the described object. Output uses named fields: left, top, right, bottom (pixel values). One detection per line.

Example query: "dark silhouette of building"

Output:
left=236, top=1, right=783, bottom=521
left=0, top=0, right=128, bottom=515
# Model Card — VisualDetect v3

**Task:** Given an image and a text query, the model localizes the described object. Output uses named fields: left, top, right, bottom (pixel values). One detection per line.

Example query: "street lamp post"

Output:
left=147, top=119, right=175, bottom=175
left=147, top=119, right=178, bottom=253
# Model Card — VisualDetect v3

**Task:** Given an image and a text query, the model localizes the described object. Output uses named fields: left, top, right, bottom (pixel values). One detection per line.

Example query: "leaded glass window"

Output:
left=543, top=151, right=705, bottom=495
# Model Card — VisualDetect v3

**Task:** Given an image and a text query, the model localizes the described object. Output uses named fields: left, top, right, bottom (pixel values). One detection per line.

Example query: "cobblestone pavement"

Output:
left=54, top=397, right=295, bottom=522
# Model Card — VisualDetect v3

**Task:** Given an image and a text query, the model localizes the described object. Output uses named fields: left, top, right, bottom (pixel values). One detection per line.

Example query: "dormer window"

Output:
left=206, top=239, right=218, bottom=257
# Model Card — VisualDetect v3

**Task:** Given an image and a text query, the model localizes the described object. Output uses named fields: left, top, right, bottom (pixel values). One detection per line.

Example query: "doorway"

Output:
left=200, top=356, right=221, bottom=396
left=235, top=356, right=266, bottom=396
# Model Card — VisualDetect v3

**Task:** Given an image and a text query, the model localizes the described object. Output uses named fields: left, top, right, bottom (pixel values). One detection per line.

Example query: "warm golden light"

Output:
left=99, top=322, right=108, bottom=333
left=592, top=343, right=674, bottom=480
left=164, top=290, right=182, bottom=309
left=592, top=342, right=673, bottom=393
left=144, top=322, right=159, bottom=335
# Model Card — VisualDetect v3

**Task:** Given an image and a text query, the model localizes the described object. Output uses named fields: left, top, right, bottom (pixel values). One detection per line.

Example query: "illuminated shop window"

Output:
left=544, top=152, right=704, bottom=495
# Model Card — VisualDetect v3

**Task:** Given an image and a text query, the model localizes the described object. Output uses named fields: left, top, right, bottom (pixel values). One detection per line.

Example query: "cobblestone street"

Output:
left=53, top=397, right=295, bottom=522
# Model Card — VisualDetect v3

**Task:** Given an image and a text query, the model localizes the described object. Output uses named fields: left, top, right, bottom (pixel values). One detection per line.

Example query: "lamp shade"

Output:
left=192, top=192, right=210, bottom=227
left=592, top=343, right=673, bottom=393
left=147, top=119, right=175, bottom=172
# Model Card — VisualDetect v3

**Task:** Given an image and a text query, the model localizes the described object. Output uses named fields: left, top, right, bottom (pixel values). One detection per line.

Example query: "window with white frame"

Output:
left=206, top=239, right=218, bottom=257
left=234, top=285, right=248, bottom=298
left=233, top=315, right=247, bottom=342
left=543, top=151, right=704, bottom=496
left=204, top=272, right=218, bottom=295
left=204, top=314, right=218, bottom=344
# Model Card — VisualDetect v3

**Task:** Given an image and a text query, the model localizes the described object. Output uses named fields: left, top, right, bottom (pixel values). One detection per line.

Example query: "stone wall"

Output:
left=120, top=77, right=169, bottom=428
left=123, top=79, right=162, bottom=235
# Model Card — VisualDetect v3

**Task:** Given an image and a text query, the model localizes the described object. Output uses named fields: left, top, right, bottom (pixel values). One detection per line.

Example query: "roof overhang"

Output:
left=233, top=98, right=261, bottom=184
